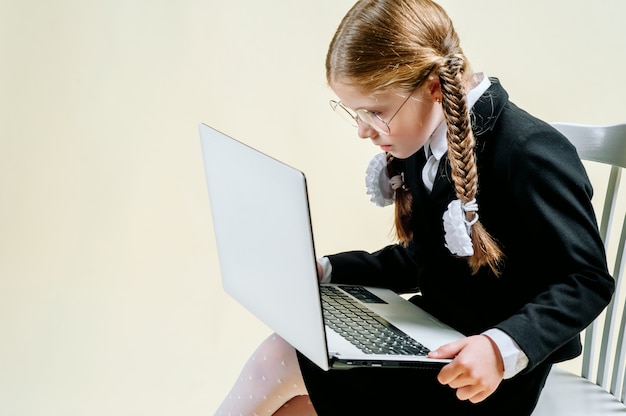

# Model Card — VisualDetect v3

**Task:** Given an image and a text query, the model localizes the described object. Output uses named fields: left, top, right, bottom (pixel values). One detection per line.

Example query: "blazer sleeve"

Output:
left=326, top=243, right=422, bottom=294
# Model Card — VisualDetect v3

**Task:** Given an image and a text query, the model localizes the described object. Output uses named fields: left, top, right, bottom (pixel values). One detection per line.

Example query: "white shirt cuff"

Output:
left=317, top=257, right=332, bottom=284
left=482, top=328, right=529, bottom=379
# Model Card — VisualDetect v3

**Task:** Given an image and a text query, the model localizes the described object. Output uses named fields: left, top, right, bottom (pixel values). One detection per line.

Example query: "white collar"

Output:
left=424, top=72, right=491, bottom=160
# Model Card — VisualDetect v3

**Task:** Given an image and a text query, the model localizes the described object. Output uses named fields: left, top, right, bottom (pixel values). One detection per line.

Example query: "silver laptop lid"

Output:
left=199, top=123, right=331, bottom=370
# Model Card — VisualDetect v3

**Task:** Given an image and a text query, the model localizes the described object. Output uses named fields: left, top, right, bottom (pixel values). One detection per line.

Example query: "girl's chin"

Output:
left=388, top=149, right=420, bottom=160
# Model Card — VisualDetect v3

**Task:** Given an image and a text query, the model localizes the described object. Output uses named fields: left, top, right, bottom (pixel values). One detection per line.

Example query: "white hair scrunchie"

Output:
left=365, top=152, right=395, bottom=207
left=443, top=198, right=479, bottom=256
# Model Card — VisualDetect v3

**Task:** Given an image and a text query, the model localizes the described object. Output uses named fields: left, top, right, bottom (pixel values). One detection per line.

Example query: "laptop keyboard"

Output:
left=321, top=285, right=430, bottom=356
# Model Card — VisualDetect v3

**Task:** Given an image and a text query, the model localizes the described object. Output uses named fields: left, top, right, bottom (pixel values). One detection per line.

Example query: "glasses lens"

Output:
left=330, top=100, right=358, bottom=127
left=356, top=109, right=390, bottom=135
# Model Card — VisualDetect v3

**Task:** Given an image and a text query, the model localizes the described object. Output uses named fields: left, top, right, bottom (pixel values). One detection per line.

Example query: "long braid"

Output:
left=439, top=55, right=504, bottom=276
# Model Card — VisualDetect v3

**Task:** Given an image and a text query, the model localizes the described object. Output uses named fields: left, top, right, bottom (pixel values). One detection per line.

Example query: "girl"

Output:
left=215, top=0, right=613, bottom=414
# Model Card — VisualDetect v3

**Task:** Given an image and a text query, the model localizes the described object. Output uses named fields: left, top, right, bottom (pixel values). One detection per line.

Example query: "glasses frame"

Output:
left=329, top=86, right=418, bottom=135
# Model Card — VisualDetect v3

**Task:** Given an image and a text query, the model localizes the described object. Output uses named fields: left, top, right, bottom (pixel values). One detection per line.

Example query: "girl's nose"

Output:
left=357, top=121, right=378, bottom=140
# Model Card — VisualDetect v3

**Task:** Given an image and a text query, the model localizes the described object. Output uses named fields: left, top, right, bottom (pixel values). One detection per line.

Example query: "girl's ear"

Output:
left=425, top=76, right=442, bottom=103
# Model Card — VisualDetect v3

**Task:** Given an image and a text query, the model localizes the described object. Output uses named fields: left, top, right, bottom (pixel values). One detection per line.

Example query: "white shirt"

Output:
left=320, top=73, right=528, bottom=379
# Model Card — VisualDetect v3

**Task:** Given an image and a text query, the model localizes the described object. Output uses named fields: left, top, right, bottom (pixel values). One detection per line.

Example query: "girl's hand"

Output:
left=428, top=335, right=505, bottom=403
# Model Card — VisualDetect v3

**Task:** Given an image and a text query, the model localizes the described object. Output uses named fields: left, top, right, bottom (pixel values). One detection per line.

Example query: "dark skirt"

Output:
left=297, top=351, right=551, bottom=416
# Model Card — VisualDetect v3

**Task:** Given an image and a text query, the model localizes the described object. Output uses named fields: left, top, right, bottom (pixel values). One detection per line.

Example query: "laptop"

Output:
left=199, top=123, right=464, bottom=371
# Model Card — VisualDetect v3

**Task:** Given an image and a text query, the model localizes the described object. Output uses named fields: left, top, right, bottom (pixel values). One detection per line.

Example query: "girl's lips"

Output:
left=380, top=145, right=392, bottom=151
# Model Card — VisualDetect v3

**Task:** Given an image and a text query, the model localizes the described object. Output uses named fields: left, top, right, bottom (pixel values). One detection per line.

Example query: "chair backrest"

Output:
left=550, top=122, right=626, bottom=402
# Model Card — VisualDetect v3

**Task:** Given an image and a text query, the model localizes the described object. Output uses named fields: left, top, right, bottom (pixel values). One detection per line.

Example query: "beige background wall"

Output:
left=1, top=1, right=624, bottom=415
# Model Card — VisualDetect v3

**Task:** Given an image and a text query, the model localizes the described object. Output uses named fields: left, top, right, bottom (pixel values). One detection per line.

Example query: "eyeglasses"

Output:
left=329, top=87, right=417, bottom=135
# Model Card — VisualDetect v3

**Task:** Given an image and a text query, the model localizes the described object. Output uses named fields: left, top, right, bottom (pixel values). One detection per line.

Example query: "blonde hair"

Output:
left=326, top=0, right=504, bottom=275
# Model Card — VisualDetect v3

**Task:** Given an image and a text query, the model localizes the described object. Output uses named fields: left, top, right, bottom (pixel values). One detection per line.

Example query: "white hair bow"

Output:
left=443, top=198, right=479, bottom=256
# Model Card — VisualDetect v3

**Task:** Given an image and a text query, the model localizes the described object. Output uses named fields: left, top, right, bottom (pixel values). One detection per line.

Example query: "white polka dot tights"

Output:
left=214, top=333, right=316, bottom=416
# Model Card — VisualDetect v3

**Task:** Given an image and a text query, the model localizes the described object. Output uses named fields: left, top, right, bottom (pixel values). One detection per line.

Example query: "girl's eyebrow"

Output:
left=349, top=99, right=389, bottom=112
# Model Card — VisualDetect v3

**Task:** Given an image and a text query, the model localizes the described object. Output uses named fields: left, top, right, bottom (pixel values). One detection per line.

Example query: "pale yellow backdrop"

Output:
left=0, top=1, right=625, bottom=415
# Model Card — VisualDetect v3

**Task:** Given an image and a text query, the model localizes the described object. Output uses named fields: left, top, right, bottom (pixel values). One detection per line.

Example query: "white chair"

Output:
left=533, top=122, right=626, bottom=415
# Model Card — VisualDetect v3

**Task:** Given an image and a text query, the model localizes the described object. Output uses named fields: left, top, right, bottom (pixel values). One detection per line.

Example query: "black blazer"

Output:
left=326, top=78, right=614, bottom=374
